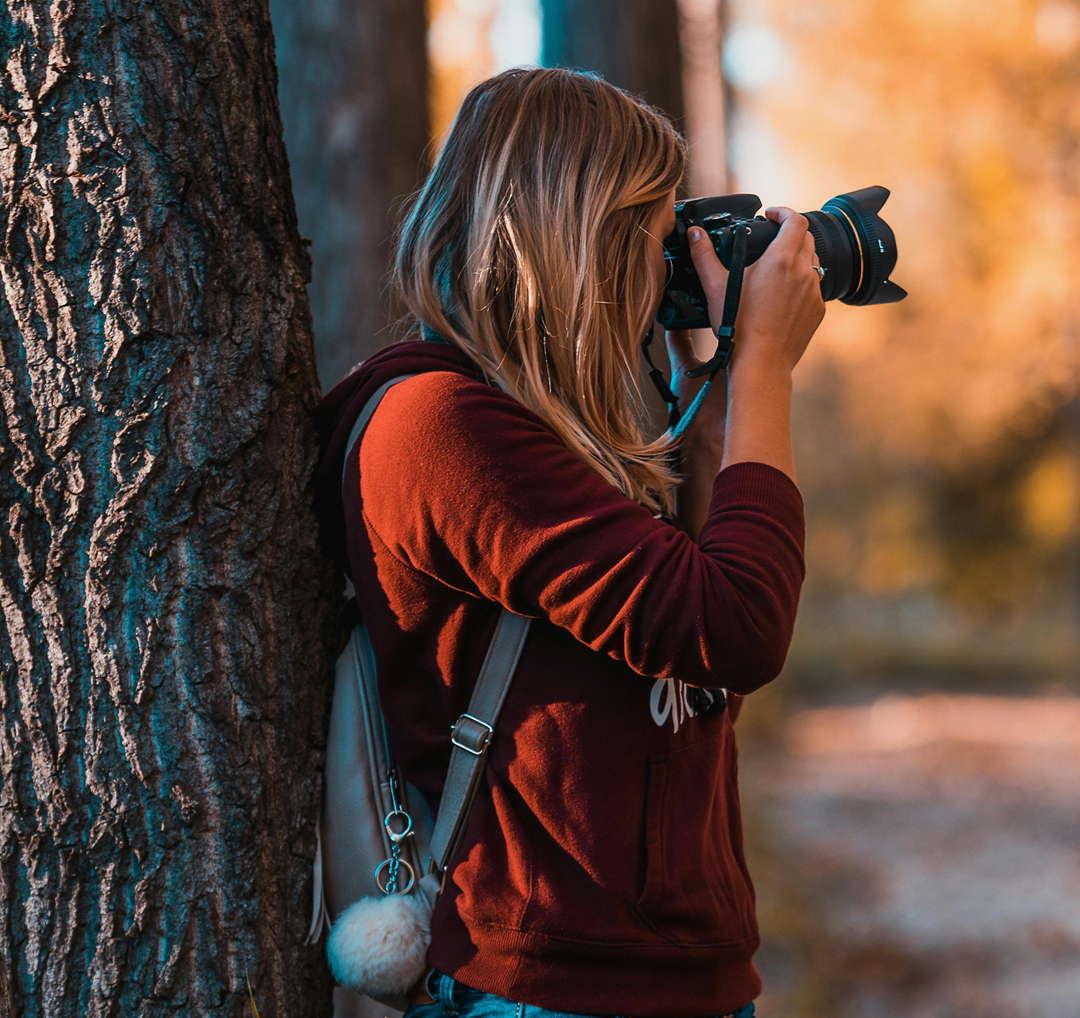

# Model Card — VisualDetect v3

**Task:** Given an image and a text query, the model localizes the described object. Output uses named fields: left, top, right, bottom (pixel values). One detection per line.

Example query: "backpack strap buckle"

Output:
left=450, top=714, right=494, bottom=756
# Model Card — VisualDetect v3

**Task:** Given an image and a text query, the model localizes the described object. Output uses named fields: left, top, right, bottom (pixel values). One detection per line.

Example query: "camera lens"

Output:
left=807, top=186, right=907, bottom=306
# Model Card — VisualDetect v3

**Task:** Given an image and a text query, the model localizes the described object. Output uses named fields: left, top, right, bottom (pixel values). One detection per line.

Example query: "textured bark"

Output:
left=272, top=0, right=429, bottom=390
left=542, top=0, right=685, bottom=127
left=0, top=2, right=338, bottom=1016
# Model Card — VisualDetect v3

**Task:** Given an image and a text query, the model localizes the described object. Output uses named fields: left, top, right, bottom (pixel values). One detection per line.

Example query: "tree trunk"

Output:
left=541, top=0, right=685, bottom=128
left=0, top=2, right=338, bottom=1016
left=677, top=0, right=728, bottom=197
left=271, top=0, right=429, bottom=391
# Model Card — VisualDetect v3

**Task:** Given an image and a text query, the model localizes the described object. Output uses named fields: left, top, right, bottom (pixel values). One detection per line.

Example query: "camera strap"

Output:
left=642, top=224, right=752, bottom=442
left=640, top=326, right=681, bottom=429
left=686, top=224, right=750, bottom=380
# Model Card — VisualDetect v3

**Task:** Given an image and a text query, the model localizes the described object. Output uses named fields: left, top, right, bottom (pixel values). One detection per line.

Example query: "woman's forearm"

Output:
left=670, top=357, right=727, bottom=541
left=675, top=432, right=725, bottom=540
left=676, top=359, right=795, bottom=537
left=722, top=358, right=795, bottom=483
left=681, top=206, right=823, bottom=491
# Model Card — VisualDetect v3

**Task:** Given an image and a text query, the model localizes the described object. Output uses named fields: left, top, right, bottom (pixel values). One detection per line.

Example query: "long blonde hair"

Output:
left=393, top=68, right=686, bottom=514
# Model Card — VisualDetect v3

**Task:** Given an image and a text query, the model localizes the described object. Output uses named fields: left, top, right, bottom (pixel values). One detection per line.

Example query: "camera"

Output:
left=657, top=185, right=907, bottom=331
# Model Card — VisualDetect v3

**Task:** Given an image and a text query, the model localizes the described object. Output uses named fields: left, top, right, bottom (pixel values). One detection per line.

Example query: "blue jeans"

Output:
left=403, top=970, right=757, bottom=1018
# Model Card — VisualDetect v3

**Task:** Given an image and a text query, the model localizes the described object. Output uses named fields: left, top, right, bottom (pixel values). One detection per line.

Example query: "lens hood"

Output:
left=820, top=186, right=907, bottom=306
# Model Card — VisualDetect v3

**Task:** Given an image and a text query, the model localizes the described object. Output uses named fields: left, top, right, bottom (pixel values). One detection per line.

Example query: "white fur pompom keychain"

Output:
left=327, top=893, right=431, bottom=1001
left=326, top=870, right=443, bottom=1007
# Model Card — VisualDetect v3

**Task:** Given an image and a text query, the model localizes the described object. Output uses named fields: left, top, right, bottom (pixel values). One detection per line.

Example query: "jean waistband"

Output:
left=420, top=970, right=757, bottom=1018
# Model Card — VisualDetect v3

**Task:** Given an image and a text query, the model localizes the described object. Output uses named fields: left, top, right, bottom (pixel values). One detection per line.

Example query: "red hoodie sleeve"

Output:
left=359, top=371, right=805, bottom=694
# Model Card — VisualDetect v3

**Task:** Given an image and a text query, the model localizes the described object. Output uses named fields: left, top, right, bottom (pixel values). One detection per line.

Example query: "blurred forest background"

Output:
left=274, top=1, right=1080, bottom=1015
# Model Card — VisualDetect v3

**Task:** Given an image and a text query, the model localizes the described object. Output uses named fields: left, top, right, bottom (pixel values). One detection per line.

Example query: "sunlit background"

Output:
left=421, top=2, right=1080, bottom=1012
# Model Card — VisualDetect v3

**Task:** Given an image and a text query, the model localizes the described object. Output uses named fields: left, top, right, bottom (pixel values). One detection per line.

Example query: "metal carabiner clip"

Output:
left=384, top=767, right=414, bottom=843
left=383, top=808, right=414, bottom=844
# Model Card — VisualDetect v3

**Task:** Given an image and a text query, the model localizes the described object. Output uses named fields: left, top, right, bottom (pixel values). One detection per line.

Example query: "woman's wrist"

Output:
left=722, top=351, right=796, bottom=481
left=727, top=345, right=795, bottom=390
left=682, top=427, right=725, bottom=464
left=674, top=366, right=727, bottom=455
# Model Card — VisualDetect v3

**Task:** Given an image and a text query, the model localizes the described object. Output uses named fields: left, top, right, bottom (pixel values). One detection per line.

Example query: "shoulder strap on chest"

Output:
left=430, top=609, right=531, bottom=873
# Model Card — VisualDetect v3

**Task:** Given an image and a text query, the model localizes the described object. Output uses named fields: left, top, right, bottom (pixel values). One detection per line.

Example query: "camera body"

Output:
left=657, top=186, right=907, bottom=332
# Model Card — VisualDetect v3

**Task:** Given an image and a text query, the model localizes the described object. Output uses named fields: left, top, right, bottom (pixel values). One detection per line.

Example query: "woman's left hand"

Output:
left=664, top=328, right=726, bottom=454
left=664, top=328, right=704, bottom=381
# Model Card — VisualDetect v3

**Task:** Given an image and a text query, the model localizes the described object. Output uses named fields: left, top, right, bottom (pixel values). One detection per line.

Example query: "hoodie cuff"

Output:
left=710, top=461, right=805, bottom=547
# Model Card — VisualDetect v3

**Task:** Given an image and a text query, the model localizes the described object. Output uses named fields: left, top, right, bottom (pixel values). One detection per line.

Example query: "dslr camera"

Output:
left=658, top=185, right=906, bottom=330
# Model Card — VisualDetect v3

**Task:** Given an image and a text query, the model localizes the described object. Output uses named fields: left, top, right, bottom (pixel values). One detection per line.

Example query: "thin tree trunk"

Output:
left=677, top=0, right=728, bottom=197
left=541, top=0, right=685, bottom=127
left=0, top=2, right=338, bottom=1016
left=272, top=0, right=429, bottom=391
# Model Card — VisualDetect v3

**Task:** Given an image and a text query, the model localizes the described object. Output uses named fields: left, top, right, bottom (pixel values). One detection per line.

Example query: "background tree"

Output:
left=0, top=1, right=338, bottom=1015
left=677, top=0, right=728, bottom=197
left=541, top=0, right=685, bottom=129
left=272, top=0, right=429, bottom=390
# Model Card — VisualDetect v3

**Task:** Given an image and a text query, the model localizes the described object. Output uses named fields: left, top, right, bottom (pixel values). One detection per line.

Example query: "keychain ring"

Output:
left=374, top=857, right=416, bottom=895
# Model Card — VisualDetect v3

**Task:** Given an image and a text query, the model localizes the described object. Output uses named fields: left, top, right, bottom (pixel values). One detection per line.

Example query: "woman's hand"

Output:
left=664, top=326, right=725, bottom=424
left=686, top=205, right=826, bottom=482
left=687, top=206, right=825, bottom=375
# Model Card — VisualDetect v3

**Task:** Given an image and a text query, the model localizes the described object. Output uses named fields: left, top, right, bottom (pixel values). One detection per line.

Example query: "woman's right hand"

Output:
left=687, top=205, right=825, bottom=375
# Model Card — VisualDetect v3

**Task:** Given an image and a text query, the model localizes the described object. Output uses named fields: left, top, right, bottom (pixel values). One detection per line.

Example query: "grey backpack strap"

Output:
left=430, top=608, right=531, bottom=873
left=341, top=373, right=418, bottom=491
left=341, top=369, right=532, bottom=877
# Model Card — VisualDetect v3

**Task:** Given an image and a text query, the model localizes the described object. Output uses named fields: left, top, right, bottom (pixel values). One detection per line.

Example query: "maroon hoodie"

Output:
left=314, top=341, right=805, bottom=1017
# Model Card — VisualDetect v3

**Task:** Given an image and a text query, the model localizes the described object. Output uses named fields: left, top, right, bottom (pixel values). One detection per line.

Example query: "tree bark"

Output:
left=271, top=0, right=429, bottom=391
left=0, top=2, right=338, bottom=1016
left=541, top=0, right=685, bottom=127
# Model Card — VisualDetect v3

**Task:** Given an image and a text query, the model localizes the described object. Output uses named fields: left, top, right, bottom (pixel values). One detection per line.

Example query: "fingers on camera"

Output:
left=777, top=210, right=809, bottom=246
left=688, top=226, right=710, bottom=248
left=688, top=226, right=725, bottom=286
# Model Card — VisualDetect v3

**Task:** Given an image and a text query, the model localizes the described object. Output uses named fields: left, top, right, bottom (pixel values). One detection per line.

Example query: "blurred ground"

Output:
left=740, top=689, right=1080, bottom=1018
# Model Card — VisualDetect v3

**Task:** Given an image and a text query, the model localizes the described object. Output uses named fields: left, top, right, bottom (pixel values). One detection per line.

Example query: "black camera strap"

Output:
left=686, top=224, right=750, bottom=380
left=640, top=326, right=681, bottom=429
left=642, top=224, right=752, bottom=442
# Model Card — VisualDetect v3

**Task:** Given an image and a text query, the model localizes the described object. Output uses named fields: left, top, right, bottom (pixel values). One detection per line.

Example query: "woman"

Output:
left=316, top=68, right=824, bottom=1018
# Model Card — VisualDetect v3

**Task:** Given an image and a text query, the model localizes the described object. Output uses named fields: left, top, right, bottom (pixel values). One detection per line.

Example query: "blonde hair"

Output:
left=393, top=68, right=686, bottom=514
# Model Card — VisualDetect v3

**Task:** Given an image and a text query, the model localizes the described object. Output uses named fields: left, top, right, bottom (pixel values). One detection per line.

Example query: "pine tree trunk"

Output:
left=541, top=0, right=685, bottom=127
left=272, top=0, right=429, bottom=391
left=0, top=2, right=338, bottom=1015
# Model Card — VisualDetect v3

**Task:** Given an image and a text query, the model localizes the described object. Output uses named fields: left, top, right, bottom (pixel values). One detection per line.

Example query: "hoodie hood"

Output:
left=313, top=339, right=486, bottom=574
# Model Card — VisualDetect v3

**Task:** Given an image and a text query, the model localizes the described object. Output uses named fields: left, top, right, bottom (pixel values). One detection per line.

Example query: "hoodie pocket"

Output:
left=635, top=729, right=758, bottom=946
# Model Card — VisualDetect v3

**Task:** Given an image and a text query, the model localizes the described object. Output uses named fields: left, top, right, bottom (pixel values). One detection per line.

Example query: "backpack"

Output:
left=306, top=374, right=531, bottom=1010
